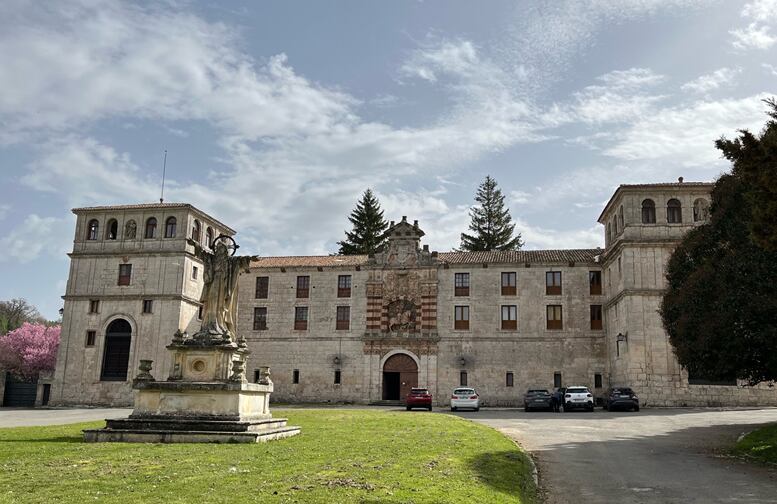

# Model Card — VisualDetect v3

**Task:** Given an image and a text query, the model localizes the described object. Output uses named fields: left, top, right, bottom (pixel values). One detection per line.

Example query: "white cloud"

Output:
left=731, top=0, right=777, bottom=49
left=0, top=214, right=71, bottom=263
left=399, top=40, right=480, bottom=83
left=518, top=220, right=603, bottom=250
left=681, top=67, right=741, bottom=94
left=604, top=94, right=772, bottom=166
left=0, top=205, right=10, bottom=221
left=763, top=63, right=777, bottom=75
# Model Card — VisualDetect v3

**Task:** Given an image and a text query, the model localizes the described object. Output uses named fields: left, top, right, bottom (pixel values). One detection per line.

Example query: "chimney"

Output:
left=390, top=220, right=395, bottom=227
left=678, top=176, right=684, bottom=183
left=401, top=216, right=407, bottom=222
left=423, top=244, right=429, bottom=252
left=413, top=220, right=418, bottom=227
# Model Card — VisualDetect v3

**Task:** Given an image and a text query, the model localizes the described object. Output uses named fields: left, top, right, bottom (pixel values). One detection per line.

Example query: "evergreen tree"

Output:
left=460, top=175, right=523, bottom=251
left=660, top=100, right=777, bottom=384
left=338, top=189, right=389, bottom=255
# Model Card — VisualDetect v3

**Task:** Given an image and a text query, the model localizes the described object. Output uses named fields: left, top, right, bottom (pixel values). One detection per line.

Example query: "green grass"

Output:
left=0, top=409, right=536, bottom=503
left=734, top=423, right=777, bottom=465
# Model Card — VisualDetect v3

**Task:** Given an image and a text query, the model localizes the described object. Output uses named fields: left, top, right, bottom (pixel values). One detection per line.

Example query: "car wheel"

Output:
left=475, top=407, right=480, bottom=412
left=524, top=406, right=529, bottom=412
left=588, top=405, right=595, bottom=412
left=406, top=406, right=411, bottom=411
left=451, top=407, right=457, bottom=412
left=603, top=402, right=609, bottom=411
left=634, top=405, right=640, bottom=412
left=428, top=406, right=432, bottom=411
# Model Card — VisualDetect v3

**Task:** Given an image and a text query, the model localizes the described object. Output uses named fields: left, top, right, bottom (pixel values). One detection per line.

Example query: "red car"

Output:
left=406, top=387, right=433, bottom=411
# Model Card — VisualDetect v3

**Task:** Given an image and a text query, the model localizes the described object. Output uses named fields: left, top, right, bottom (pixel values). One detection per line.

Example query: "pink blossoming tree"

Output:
left=0, top=323, right=60, bottom=381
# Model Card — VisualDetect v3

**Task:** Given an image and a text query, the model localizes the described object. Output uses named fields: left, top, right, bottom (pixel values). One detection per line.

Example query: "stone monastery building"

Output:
left=51, top=181, right=777, bottom=407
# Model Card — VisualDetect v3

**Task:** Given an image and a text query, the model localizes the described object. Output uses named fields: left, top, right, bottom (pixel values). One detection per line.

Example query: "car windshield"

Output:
left=527, top=389, right=549, bottom=395
left=566, top=388, right=588, bottom=394
left=411, top=389, right=429, bottom=395
left=454, top=389, right=474, bottom=395
left=612, top=388, right=633, bottom=394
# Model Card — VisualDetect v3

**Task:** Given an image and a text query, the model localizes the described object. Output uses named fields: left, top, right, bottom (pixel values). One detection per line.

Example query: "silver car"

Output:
left=450, top=387, right=480, bottom=411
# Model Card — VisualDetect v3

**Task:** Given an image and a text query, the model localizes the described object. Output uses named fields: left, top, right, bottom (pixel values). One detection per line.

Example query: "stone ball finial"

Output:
left=678, top=176, right=684, bottom=183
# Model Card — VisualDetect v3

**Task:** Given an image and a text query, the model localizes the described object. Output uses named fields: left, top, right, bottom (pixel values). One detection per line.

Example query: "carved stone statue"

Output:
left=189, top=236, right=256, bottom=344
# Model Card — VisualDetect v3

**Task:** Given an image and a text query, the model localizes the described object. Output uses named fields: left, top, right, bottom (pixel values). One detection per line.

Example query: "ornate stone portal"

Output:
left=84, top=236, right=300, bottom=443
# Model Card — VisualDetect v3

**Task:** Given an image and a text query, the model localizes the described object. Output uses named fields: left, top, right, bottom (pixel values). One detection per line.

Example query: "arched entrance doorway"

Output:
left=101, top=319, right=132, bottom=381
left=382, top=353, right=418, bottom=400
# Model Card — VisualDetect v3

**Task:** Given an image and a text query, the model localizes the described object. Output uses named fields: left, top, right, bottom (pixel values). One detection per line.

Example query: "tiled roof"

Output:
left=251, top=255, right=369, bottom=268
left=71, top=203, right=236, bottom=233
left=250, top=249, right=603, bottom=269
left=438, top=249, right=602, bottom=264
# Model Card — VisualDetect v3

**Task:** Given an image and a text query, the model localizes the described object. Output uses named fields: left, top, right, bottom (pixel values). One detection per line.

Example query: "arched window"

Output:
left=667, top=199, right=682, bottom=223
left=101, top=319, right=132, bottom=381
left=86, top=219, right=99, bottom=240
left=618, top=205, right=624, bottom=231
left=606, top=223, right=612, bottom=244
left=105, top=219, right=118, bottom=240
left=205, top=227, right=214, bottom=248
left=612, top=216, right=618, bottom=235
left=124, top=220, right=137, bottom=239
left=191, top=219, right=201, bottom=242
left=164, top=217, right=177, bottom=238
left=693, top=198, right=709, bottom=222
left=145, top=217, right=157, bottom=239
left=641, top=199, right=656, bottom=224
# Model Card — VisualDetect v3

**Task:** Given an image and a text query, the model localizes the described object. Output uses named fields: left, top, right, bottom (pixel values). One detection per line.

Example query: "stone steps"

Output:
left=106, top=417, right=290, bottom=433
left=84, top=425, right=301, bottom=443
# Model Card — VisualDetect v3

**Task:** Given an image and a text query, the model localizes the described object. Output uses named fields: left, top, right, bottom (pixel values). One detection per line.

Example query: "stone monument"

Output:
left=84, top=236, right=300, bottom=443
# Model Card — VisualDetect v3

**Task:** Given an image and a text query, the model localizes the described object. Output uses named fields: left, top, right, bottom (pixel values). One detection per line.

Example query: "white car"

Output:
left=563, top=385, right=595, bottom=412
left=450, top=388, right=480, bottom=411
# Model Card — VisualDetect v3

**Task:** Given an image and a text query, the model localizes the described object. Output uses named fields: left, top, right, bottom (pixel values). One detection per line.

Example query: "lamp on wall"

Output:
left=616, top=332, right=627, bottom=343
left=333, top=356, right=341, bottom=366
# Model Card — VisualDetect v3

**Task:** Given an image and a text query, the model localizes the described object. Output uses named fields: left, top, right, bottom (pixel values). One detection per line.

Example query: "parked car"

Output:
left=450, top=387, right=480, bottom=411
left=603, top=387, right=640, bottom=411
left=524, top=389, right=553, bottom=411
left=406, top=387, right=433, bottom=411
left=563, top=386, right=595, bottom=412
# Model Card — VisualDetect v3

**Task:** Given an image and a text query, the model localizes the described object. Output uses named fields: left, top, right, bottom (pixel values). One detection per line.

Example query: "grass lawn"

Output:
left=0, top=409, right=536, bottom=503
left=734, top=423, right=777, bottom=466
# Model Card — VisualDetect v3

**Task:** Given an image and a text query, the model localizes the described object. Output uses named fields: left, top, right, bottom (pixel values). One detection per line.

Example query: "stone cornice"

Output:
left=62, top=293, right=202, bottom=305
left=605, top=288, right=666, bottom=308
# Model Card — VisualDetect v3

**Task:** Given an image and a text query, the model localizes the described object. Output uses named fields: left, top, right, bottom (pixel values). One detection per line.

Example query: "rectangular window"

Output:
left=454, top=305, right=470, bottom=330
left=296, top=276, right=310, bottom=298
left=85, top=330, right=96, bottom=346
left=197, top=305, right=203, bottom=320
left=337, top=275, right=352, bottom=298
left=590, top=305, right=603, bottom=330
left=501, top=272, right=517, bottom=296
left=547, top=305, right=563, bottom=330
left=589, top=271, right=602, bottom=295
left=118, top=264, right=132, bottom=286
left=192, top=265, right=198, bottom=280
left=89, top=299, right=100, bottom=314
left=554, top=372, right=562, bottom=389
left=546, top=271, right=562, bottom=295
left=594, top=373, right=603, bottom=389
left=255, top=276, right=269, bottom=299
left=294, top=306, right=308, bottom=330
left=460, top=371, right=468, bottom=387
left=292, top=369, right=300, bottom=384
left=253, top=307, right=268, bottom=331
left=454, top=272, right=470, bottom=296
left=334, top=369, right=341, bottom=385
left=142, top=299, right=153, bottom=314
left=254, top=369, right=261, bottom=383
left=501, top=305, right=517, bottom=330
left=336, top=306, right=350, bottom=330
left=506, top=372, right=514, bottom=387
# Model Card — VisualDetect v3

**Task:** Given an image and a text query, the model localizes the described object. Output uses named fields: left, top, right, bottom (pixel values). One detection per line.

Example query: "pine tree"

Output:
left=338, top=189, right=389, bottom=255
left=460, top=175, right=523, bottom=251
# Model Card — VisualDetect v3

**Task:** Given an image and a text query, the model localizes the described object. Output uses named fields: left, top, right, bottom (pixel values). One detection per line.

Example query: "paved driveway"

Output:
left=457, top=407, right=777, bottom=504
left=0, top=407, right=132, bottom=427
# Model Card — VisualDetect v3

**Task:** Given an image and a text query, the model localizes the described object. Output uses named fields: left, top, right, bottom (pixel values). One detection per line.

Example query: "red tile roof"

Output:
left=251, top=255, right=369, bottom=268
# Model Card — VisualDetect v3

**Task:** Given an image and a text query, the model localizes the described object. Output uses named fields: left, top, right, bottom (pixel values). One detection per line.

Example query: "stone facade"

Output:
left=51, top=183, right=777, bottom=407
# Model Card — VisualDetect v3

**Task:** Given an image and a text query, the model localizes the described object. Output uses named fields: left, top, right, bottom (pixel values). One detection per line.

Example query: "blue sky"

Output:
left=1, top=0, right=776, bottom=318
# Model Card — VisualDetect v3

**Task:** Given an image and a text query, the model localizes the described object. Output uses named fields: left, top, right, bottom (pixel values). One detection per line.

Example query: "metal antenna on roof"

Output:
left=160, top=149, right=168, bottom=203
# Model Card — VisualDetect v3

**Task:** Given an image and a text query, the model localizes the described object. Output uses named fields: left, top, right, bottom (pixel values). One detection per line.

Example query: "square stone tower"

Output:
left=51, top=203, right=235, bottom=406
left=598, top=180, right=713, bottom=404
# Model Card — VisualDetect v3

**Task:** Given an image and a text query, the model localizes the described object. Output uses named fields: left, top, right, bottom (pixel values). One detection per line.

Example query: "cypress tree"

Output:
left=460, top=175, right=523, bottom=251
left=338, top=189, right=389, bottom=255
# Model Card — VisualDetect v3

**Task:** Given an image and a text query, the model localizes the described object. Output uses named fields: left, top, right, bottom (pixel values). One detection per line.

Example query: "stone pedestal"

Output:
left=84, top=334, right=300, bottom=443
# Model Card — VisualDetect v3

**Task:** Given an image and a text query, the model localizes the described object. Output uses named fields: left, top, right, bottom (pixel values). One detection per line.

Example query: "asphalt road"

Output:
left=0, top=407, right=132, bottom=427
left=457, top=407, right=777, bottom=504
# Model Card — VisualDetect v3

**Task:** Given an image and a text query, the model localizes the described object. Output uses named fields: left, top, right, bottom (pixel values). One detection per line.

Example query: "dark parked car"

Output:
left=524, top=389, right=553, bottom=411
left=406, top=387, right=433, bottom=411
left=604, top=387, right=640, bottom=411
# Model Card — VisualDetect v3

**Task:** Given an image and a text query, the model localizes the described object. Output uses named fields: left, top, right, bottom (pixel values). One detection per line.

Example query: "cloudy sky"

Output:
left=1, top=0, right=776, bottom=318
